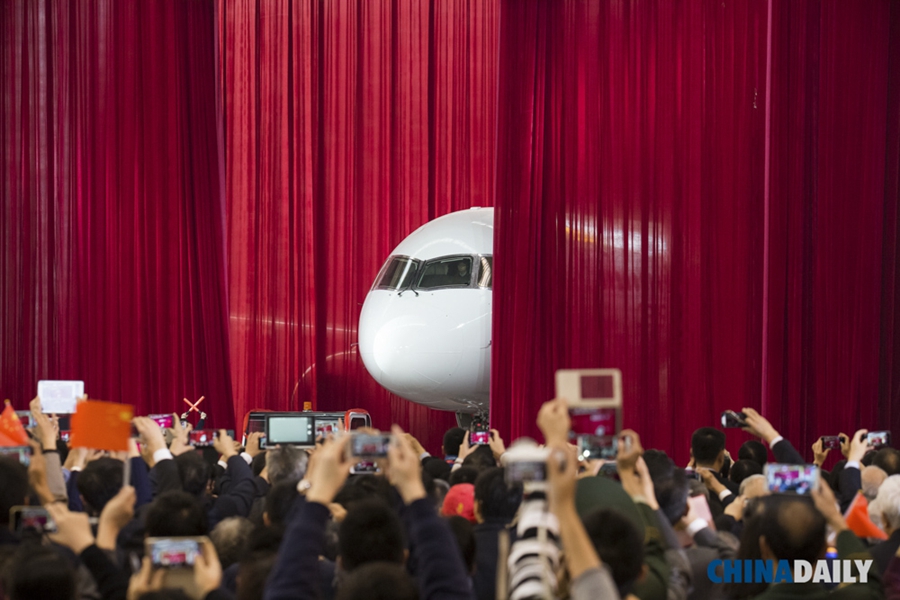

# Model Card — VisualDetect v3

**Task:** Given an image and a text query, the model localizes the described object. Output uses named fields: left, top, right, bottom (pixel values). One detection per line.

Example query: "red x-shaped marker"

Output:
left=183, top=395, right=205, bottom=414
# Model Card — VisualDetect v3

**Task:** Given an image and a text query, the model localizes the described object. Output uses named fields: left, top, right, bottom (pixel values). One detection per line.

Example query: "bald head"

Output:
left=862, top=466, right=888, bottom=502
left=739, top=474, right=769, bottom=499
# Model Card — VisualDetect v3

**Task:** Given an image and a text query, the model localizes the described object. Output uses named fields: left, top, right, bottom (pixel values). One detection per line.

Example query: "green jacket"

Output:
left=752, top=530, right=883, bottom=600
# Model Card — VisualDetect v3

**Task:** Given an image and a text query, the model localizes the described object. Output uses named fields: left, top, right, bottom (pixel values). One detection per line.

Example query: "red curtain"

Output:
left=217, top=0, right=498, bottom=451
left=492, top=0, right=900, bottom=465
left=0, top=0, right=234, bottom=426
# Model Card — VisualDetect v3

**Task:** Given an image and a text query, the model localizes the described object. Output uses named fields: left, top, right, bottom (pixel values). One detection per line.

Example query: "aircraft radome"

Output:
left=358, top=207, right=493, bottom=417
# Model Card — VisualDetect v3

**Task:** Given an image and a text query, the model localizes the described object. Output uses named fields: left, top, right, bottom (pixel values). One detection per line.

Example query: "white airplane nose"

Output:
left=358, top=290, right=491, bottom=411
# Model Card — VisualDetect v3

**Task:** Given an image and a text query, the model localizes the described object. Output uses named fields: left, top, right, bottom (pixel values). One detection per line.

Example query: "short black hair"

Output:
left=336, top=562, right=419, bottom=600
left=873, top=448, right=900, bottom=476
left=862, top=450, right=877, bottom=467
left=445, top=515, right=476, bottom=574
left=461, top=446, right=496, bottom=471
left=339, top=500, right=405, bottom=571
left=443, top=428, right=466, bottom=457
left=691, top=428, right=726, bottom=465
left=77, top=457, right=124, bottom=515
left=0, top=457, right=29, bottom=526
left=338, top=474, right=393, bottom=508
left=758, top=496, right=826, bottom=563
left=582, top=508, right=644, bottom=594
left=423, top=457, right=451, bottom=482
left=5, top=543, right=76, bottom=600
left=145, top=491, right=209, bottom=537
left=729, top=459, right=763, bottom=485
left=175, top=451, right=213, bottom=497
left=473, top=468, right=522, bottom=521
left=449, top=466, right=480, bottom=486
left=642, top=450, right=689, bottom=526
left=264, top=480, right=298, bottom=528
left=739, top=440, right=768, bottom=467
left=251, top=452, right=267, bottom=477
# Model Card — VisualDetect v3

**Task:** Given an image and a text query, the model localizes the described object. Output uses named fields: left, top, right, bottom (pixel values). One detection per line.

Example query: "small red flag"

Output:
left=69, top=400, right=134, bottom=452
left=0, top=402, right=29, bottom=446
left=844, top=491, right=888, bottom=541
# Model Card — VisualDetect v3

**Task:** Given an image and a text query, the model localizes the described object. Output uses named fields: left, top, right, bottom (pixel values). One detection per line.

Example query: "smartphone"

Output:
left=675, top=495, right=717, bottom=547
left=765, top=463, right=819, bottom=495
left=9, top=506, right=56, bottom=534
left=505, top=458, right=547, bottom=485
left=0, top=446, right=32, bottom=466
left=265, top=413, right=314, bottom=446
left=720, top=410, right=747, bottom=428
left=315, top=419, right=341, bottom=440
left=568, top=407, right=620, bottom=460
left=37, top=380, right=84, bottom=414
left=146, top=537, right=204, bottom=568
left=867, top=431, right=892, bottom=449
left=683, top=468, right=702, bottom=481
left=350, top=461, right=380, bottom=475
left=14, top=411, right=33, bottom=429
left=470, top=416, right=490, bottom=445
left=348, top=433, right=392, bottom=458
left=243, top=412, right=268, bottom=449
left=189, top=429, right=234, bottom=447
left=555, top=369, right=622, bottom=407
left=820, top=435, right=843, bottom=450
left=148, top=414, right=175, bottom=429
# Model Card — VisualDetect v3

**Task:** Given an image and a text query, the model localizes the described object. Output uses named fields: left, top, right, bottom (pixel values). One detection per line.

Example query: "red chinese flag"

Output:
left=844, top=491, right=888, bottom=541
left=0, top=403, right=28, bottom=446
left=70, top=400, right=134, bottom=452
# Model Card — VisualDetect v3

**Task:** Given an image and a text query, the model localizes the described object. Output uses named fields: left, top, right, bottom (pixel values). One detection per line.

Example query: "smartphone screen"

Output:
left=14, top=411, right=33, bottom=429
left=36, top=380, right=83, bottom=414
left=148, top=414, right=175, bottom=429
left=189, top=430, right=215, bottom=447
left=0, top=446, right=32, bottom=466
left=148, top=538, right=201, bottom=568
left=569, top=407, right=619, bottom=459
left=820, top=435, right=842, bottom=450
left=10, top=507, right=56, bottom=534
left=350, top=461, right=380, bottom=475
left=765, top=463, right=819, bottom=495
left=266, top=415, right=314, bottom=446
left=470, top=431, right=491, bottom=445
left=867, top=431, right=892, bottom=449
left=350, top=434, right=391, bottom=458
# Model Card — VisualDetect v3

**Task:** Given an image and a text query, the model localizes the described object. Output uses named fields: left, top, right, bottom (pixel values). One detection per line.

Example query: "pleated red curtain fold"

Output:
left=493, top=0, right=900, bottom=465
left=217, top=0, right=498, bottom=449
left=1, top=0, right=234, bottom=425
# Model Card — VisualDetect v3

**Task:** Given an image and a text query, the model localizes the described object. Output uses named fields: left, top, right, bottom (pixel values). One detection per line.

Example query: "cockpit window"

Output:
left=375, top=256, right=420, bottom=290
left=477, top=256, right=493, bottom=288
left=416, top=256, right=474, bottom=289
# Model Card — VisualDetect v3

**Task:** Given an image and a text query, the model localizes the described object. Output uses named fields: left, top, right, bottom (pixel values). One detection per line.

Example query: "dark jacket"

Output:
left=872, top=530, right=900, bottom=578
left=472, top=517, right=515, bottom=600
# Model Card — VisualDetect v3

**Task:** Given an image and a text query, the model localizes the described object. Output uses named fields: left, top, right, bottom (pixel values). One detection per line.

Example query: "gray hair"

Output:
left=872, top=474, right=900, bottom=531
left=265, top=445, right=309, bottom=486
left=739, top=474, right=767, bottom=497
left=210, top=517, right=255, bottom=569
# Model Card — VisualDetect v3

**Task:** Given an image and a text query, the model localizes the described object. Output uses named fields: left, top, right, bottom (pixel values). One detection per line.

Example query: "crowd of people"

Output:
left=1, top=397, right=899, bottom=600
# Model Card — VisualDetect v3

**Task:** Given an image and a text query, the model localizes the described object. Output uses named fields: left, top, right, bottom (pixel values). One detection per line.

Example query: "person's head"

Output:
left=422, top=457, right=451, bottom=482
left=0, top=457, right=29, bottom=527
left=873, top=448, right=900, bottom=477
left=757, top=496, right=826, bottom=563
left=738, top=440, right=768, bottom=468
left=729, top=459, right=763, bottom=486
left=442, top=428, right=466, bottom=458
left=461, top=445, right=496, bottom=471
left=861, top=466, right=888, bottom=502
left=441, top=484, right=476, bottom=523
left=145, top=491, right=209, bottom=537
left=338, top=500, right=405, bottom=571
left=456, top=261, right=469, bottom=277
left=873, top=475, right=900, bottom=535
left=251, top=452, right=267, bottom=477
left=4, top=543, right=76, bottom=600
left=642, top=450, right=689, bottom=526
left=264, top=480, right=299, bottom=528
left=265, top=445, right=308, bottom=486
left=738, top=474, right=769, bottom=500
left=448, top=466, right=480, bottom=487
left=77, top=457, right=124, bottom=515
left=473, top=467, right=522, bottom=523
left=335, top=562, right=419, bottom=600
left=691, top=428, right=727, bottom=470
left=582, top=508, right=644, bottom=595
left=174, top=451, right=213, bottom=497
left=445, top=515, right=476, bottom=575
left=862, top=450, right=877, bottom=467
left=210, top=517, right=254, bottom=570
